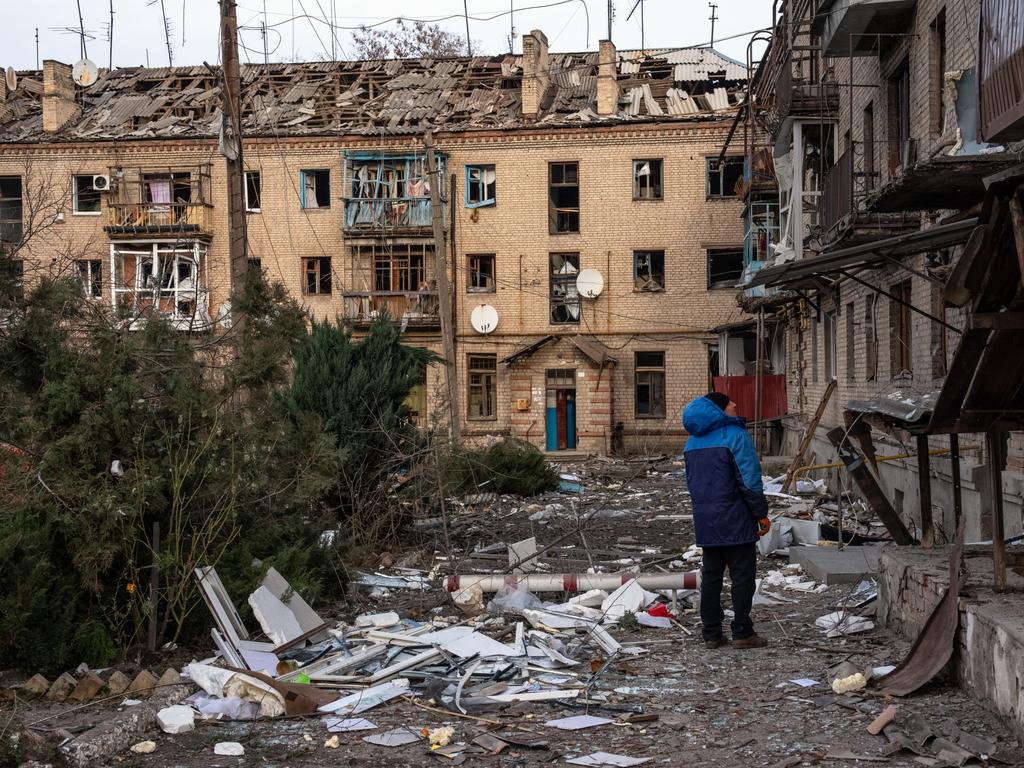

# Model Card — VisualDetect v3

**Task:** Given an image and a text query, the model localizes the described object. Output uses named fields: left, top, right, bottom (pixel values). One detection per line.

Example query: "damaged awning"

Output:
left=748, top=218, right=979, bottom=289
left=845, top=392, right=938, bottom=434
left=865, top=155, right=1019, bottom=213
left=502, top=335, right=617, bottom=367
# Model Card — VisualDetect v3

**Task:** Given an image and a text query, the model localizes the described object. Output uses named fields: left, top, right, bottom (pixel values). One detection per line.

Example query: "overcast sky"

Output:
left=1, top=0, right=772, bottom=72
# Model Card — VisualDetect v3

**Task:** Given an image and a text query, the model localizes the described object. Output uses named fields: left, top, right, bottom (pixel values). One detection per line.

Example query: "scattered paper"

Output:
left=325, top=717, right=377, bottom=732
left=789, top=678, right=819, bottom=688
left=239, top=649, right=280, bottom=677
left=319, top=679, right=410, bottom=715
left=363, top=727, right=422, bottom=747
left=566, top=753, right=652, bottom=767
left=544, top=714, right=613, bottom=730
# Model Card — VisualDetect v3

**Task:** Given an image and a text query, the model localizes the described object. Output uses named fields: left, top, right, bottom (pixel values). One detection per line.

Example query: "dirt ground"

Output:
left=6, top=458, right=1022, bottom=767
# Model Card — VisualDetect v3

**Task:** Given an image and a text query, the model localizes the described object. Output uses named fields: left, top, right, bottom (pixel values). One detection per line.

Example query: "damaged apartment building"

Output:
left=717, top=0, right=1024, bottom=545
left=0, top=31, right=751, bottom=454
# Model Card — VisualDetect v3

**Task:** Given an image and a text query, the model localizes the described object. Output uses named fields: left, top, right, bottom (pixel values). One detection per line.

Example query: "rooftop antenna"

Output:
left=508, top=0, right=514, bottom=53
left=626, top=0, right=644, bottom=53
left=261, top=0, right=268, bottom=65
left=607, top=0, right=613, bottom=41
left=159, top=0, right=173, bottom=64
left=35, top=28, right=39, bottom=70
left=181, top=0, right=186, bottom=47
left=708, top=2, right=718, bottom=48
left=108, top=0, right=114, bottom=69
left=75, top=0, right=88, bottom=58
left=463, top=0, right=473, bottom=56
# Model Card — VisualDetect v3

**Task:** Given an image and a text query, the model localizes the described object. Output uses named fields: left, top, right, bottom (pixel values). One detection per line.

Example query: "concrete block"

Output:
left=46, top=672, right=78, bottom=701
left=125, top=670, right=158, bottom=697
left=104, top=670, right=131, bottom=696
left=789, top=545, right=882, bottom=585
left=20, top=674, right=50, bottom=696
left=70, top=673, right=106, bottom=702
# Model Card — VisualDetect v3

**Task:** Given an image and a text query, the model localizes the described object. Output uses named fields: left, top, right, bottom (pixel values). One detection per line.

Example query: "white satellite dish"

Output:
left=72, top=58, right=98, bottom=87
left=5, top=67, right=16, bottom=91
left=470, top=304, right=499, bottom=334
left=576, top=268, right=605, bottom=299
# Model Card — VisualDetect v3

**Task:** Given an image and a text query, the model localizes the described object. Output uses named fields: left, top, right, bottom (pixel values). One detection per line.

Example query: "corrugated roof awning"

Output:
left=748, top=218, right=979, bottom=289
left=864, top=155, right=1018, bottom=213
left=502, top=335, right=617, bottom=367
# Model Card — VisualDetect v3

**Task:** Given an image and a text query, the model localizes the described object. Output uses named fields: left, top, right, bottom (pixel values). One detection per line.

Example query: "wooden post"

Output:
left=781, top=379, right=837, bottom=492
left=950, top=433, right=963, bottom=531
left=917, top=434, right=934, bottom=548
left=986, top=430, right=1007, bottom=591
left=425, top=131, right=461, bottom=446
left=220, top=0, right=248, bottom=325
left=147, top=521, right=160, bottom=653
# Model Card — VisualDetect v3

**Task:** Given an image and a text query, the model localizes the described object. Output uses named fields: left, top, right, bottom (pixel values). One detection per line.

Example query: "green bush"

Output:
left=444, top=438, right=558, bottom=497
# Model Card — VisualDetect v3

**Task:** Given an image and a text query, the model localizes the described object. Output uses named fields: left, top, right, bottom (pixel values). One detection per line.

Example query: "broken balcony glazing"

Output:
left=111, top=242, right=211, bottom=329
left=342, top=154, right=443, bottom=233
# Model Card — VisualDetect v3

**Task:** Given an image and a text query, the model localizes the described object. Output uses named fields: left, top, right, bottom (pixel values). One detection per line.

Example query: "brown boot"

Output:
left=704, top=637, right=728, bottom=649
left=733, top=634, right=768, bottom=649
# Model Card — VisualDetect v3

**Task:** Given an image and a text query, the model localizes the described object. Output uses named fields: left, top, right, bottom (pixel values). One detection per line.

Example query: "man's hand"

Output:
left=757, top=516, right=771, bottom=538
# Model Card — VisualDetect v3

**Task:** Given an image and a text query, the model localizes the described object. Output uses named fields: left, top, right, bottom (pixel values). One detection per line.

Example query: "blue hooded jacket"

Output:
left=682, top=396, right=769, bottom=547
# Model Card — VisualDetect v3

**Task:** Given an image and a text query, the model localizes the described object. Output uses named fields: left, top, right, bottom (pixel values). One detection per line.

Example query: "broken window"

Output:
left=887, top=60, right=912, bottom=173
left=706, top=248, right=744, bottom=289
left=465, top=164, right=496, bottom=207
left=468, top=253, right=496, bottom=292
left=635, top=351, right=666, bottom=419
left=633, top=250, right=665, bottom=291
left=846, top=301, right=856, bottom=383
left=632, top=159, right=663, bottom=200
left=862, top=102, right=876, bottom=189
left=248, top=257, right=263, bottom=275
left=244, top=170, right=261, bottom=212
left=811, top=315, right=819, bottom=384
left=405, top=361, right=428, bottom=425
left=549, top=252, right=580, bottom=324
left=930, top=10, right=947, bottom=135
left=824, top=309, right=837, bottom=382
left=864, top=294, right=878, bottom=382
left=302, top=257, right=332, bottom=295
left=890, top=279, right=913, bottom=376
left=300, top=169, right=331, bottom=208
left=467, top=354, right=497, bottom=420
left=73, top=175, right=101, bottom=214
left=0, top=176, right=23, bottom=248
left=549, top=162, right=580, bottom=234
left=706, top=156, right=744, bottom=198
left=374, top=248, right=424, bottom=292
left=76, top=259, right=103, bottom=298
left=113, top=243, right=207, bottom=323
left=345, top=155, right=433, bottom=229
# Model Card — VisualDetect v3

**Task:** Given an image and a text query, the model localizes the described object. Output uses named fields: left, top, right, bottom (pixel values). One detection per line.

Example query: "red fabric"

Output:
left=647, top=603, right=672, bottom=618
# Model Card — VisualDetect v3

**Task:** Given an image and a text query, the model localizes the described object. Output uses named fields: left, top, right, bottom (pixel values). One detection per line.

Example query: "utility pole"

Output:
left=425, top=131, right=461, bottom=447
left=607, top=0, right=614, bottom=41
left=708, top=3, right=718, bottom=48
left=220, top=0, right=249, bottom=325
left=626, top=0, right=644, bottom=53
left=463, top=0, right=473, bottom=56
left=108, top=1, right=114, bottom=69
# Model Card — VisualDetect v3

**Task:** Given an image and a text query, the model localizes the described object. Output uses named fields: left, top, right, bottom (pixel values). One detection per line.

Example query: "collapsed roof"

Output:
left=0, top=47, right=746, bottom=142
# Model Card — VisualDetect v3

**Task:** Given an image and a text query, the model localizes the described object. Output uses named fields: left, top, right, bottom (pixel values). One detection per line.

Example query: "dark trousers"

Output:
left=700, top=543, right=757, bottom=641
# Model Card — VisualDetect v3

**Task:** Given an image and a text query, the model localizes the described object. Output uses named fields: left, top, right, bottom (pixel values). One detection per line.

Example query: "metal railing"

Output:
left=341, top=290, right=440, bottom=326
left=980, top=0, right=1024, bottom=141
left=343, top=199, right=433, bottom=231
left=105, top=202, right=213, bottom=235
left=822, top=150, right=853, bottom=234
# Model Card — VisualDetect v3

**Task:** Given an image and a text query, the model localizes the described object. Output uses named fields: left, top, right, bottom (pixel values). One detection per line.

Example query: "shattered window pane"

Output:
left=466, top=164, right=496, bottom=207
left=467, top=354, right=497, bottom=419
left=633, top=159, right=663, bottom=200
left=468, top=253, right=495, bottom=291
left=0, top=176, right=23, bottom=246
left=706, top=248, right=744, bottom=289
left=706, top=156, right=744, bottom=198
left=301, top=169, right=331, bottom=208
left=633, top=250, right=665, bottom=291
left=303, top=256, right=332, bottom=295
left=76, top=259, right=103, bottom=298
left=245, top=171, right=262, bottom=211
left=550, top=252, right=580, bottom=324
left=635, top=351, right=666, bottom=418
left=549, top=162, right=580, bottom=234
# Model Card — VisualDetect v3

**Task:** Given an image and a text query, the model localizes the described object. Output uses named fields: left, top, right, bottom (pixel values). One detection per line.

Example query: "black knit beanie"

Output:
left=706, top=392, right=730, bottom=411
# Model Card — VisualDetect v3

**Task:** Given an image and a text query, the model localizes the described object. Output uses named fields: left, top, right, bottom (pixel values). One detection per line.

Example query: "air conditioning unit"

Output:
left=92, top=174, right=111, bottom=192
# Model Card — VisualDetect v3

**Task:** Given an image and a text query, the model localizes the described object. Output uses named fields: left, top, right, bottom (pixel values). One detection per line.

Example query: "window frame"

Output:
left=845, top=301, right=856, bottom=383
left=890, top=279, right=913, bottom=376
left=301, top=256, right=332, bottom=296
left=548, top=161, right=580, bottom=234
left=299, top=169, right=331, bottom=209
left=634, top=350, right=667, bottom=419
left=0, top=175, right=24, bottom=248
left=465, top=164, right=496, bottom=208
left=73, top=175, right=102, bottom=215
left=244, top=170, right=262, bottom=213
left=864, top=293, right=878, bottom=382
left=706, top=156, right=744, bottom=199
left=632, top=159, right=664, bottom=201
left=633, top=249, right=665, bottom=292
left=76, top=259, right=103, bottom=298
left=706, top=247, right=744, bottom=290
left=467, top=353, right=498, bottom=421
left=824, top=308, right=838, bottom=382
left=467, top=253, right=496, bottom=293
left=549, top=252, right=581, bottom=325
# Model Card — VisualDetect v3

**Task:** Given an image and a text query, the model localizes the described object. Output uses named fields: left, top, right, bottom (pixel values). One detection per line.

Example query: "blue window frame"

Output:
left=465, top=164, right=496, bottom=208
left=299, top=169, right=330, bottom=209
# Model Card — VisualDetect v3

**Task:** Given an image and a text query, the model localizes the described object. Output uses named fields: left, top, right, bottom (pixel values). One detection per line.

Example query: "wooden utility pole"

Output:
left=425, top=131, right=461, bottom=446
left=220, top=0, right=248, bottom=321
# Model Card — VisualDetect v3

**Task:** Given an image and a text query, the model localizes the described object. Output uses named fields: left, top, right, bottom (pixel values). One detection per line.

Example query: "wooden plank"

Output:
left=986, top=430, right=1007, bottom=592
left=782, top=379, right=837, bottom=492
left=917, top=434, right=934, bottom=548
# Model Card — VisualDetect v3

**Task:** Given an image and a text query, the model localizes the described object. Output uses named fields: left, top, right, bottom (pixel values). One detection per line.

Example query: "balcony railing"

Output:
left=343, top=198, right=433, bottom=232
left=980, top=0, right=1024, bottom=142
left=341, top=290, right=440, bottom=328
left=773, top=52, right=840, bottom=121
left=822, top=150, right=853, bottom=235
left=105, top=202, right=213, bottom=237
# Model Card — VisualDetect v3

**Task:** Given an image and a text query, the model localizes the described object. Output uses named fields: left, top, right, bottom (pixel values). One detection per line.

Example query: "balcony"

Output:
left=817, top=0, right=916, bottom=56
left=343, top=198, right=433, bottom=233
left=341, top=290, right=440, bottom=330
left=105, top=202, right=214, bottom=238
left=343, top=153, right=442, bottom=236
left=111, top=242, right=212, bottom=330
left=774, top=52, right=840, bottom=120
left=980, top=0, right=1024, bottom=142
left=822, top=150, right=853, bottom=237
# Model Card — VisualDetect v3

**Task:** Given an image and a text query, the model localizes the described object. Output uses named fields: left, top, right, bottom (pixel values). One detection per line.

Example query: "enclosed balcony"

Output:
left=104, top=166, right=213, bottom=239
left=342, top=153, right=443, bottom=236
left=110, top=242, right=211, bottom=330
left=817, top=0, right=916, bottom=57
left=340, top=242, right=440, bottom=330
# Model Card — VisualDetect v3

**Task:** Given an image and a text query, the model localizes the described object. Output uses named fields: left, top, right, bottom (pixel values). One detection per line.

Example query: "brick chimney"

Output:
left=42, top=60, right=80, bottom=133
left=521, top=29, right=550, bottom=118
left=597, top=39, right=619, bottom=117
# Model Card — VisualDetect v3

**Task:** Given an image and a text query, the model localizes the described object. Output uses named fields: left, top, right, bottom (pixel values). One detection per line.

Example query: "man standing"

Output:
left=682, top=392, right=771, bottom=649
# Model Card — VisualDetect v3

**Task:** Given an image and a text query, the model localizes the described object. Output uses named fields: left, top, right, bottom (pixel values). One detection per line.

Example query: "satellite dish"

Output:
left=72, top=59, right=98, bottom=87
left=5, top=67, right=16, bottom=91
left=470, top=304, right=499, bottom=334
left=576, top=268, right=605, bottom=299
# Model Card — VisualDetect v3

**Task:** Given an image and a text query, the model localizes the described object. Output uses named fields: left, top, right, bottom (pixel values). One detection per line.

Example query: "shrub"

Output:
left=444, top=438, right=558, bottom=497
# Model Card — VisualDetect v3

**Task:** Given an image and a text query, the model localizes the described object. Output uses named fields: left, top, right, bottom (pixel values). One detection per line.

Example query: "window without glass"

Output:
left=930, top=10, right=947, bottom=135
left=863, top=102, right=875, bottom=188
left=302, top=256, right=332, bottom=295
left=73, top=175, right=101, bottom=214
left=635, top=351, right=666, bottom=419
left=549, top=162, right=579, bottom=233
left=633, top=159, right=663, bottom=200
left=845, top=302, right=856, bottom=383
left=633, top=249, right=665, bottom=291
left=707, top=248, right=744, bottom=289
left=300, top=169, right=331, bottom=208
left=77, top=259, right=103, bottom=298
left=465, top=164, right=496, bottom=207
left=0, top=176, right=23, bottom=247
left=374, top=247, right=425, bottom=292
left=244, top=171, right=262, bottom=212
left=824, top=309, right=837, bottom=381
left=890, top=279, right=913, bottom=375
left=864, top=294, right=878, bottom=381
left=468, top=253, right=496, bottom=292
left=706, top=156, right=744, bottom=198
left=887, top=60, right=912, bottom=173
left=248, top=257, right=263, bottom=275
left=549, top=252, right=580, bottom=324
left=811, top=316, right=819, bottom=384
left=467, top=354, right=497, bottom=419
